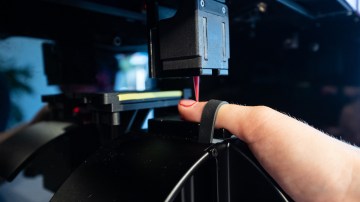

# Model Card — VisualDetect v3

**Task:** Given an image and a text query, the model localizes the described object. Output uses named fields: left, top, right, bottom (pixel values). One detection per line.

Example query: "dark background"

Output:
left=1, top=0, right=360, bottom=132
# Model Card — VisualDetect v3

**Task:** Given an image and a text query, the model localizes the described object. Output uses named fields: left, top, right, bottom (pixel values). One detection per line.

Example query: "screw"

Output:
left=200, top=0, right=205, bottom=7
left=211, top=149, right=218, bottom=157
left=113, top=36, right=122, bottom=46
left=257, top=2, right=267, bottom=13
left=222, top=7, right=226, bottom=14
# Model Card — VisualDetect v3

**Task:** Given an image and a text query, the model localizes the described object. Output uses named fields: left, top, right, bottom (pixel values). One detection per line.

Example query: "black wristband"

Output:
left=198, top=99, right=228, bottom=144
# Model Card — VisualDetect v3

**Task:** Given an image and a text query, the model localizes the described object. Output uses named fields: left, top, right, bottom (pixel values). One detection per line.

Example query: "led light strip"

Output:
left=117, top=91, right=182, bottom=101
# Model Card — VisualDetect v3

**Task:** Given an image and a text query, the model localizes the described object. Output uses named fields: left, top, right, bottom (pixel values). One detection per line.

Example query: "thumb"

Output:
left=178, top=99, right=206, bottom=123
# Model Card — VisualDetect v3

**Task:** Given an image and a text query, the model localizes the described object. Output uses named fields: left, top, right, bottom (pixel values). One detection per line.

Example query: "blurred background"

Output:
left=1, top=0, right=360, bottom=201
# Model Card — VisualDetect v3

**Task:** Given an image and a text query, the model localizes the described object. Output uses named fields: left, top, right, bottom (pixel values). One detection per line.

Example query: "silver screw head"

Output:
left=222, top=7, right=226, bottom=14
left=200, top=0, right=205, bottom=7
left=113, top=36, right=122, bottom=46
left=211, top=149, right=218, bottom=157
left=257, top=2, right=267, bottom=13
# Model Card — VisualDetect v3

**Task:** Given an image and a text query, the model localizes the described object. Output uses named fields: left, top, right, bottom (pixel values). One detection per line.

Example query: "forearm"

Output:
left=0, top=122, right=30, bottom=144
left=0, top=105, right=50, bottom=144
left=229, top=105, right=360, bottom=201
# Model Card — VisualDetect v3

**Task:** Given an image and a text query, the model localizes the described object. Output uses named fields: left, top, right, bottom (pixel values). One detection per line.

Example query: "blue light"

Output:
left=129, top=52, right=148, bottom=66
left=345, top=0, right=358, bottom=11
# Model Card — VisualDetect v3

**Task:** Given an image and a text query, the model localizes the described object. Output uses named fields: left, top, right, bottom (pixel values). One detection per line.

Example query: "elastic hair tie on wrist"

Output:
left=198, top=99, right=228, bottom=144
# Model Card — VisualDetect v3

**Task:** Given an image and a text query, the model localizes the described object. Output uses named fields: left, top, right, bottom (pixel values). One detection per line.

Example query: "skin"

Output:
left=0, top=105, right=49, bottom=144
left=178, top=99, right=360, bottom=202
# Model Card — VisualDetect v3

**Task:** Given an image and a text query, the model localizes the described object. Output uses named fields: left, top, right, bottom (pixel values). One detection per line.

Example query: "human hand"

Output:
left=177, top=99, right=273, bottom=144
left=178, top=99, right=360, bottom=202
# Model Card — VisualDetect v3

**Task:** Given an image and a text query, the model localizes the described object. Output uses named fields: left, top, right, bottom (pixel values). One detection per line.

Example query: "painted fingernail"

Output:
left=179, top=99, right=197, bottom=107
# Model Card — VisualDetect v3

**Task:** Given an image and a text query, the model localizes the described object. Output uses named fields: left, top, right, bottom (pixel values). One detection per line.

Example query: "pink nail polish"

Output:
left=179, top=100, right=197, bottom=107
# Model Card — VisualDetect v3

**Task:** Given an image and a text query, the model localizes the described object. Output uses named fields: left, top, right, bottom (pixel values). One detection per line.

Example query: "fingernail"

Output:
left=179, top=99, right=197, bottom=107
